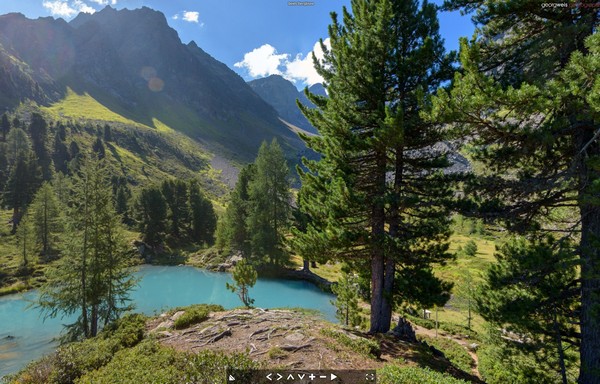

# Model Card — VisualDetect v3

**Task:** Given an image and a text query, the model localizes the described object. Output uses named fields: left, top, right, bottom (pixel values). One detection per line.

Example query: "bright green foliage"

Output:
left=419, top=335, right=473, bottom=373
left=15, top=210, right=37, bottom=271
left=431, top=2, right=598, bottom=380
left=29, top=182, right=64, bottom=260
left=226, top=258, right=257, bottom=307
left=476, top=236, right=579, bottom=382
left=172, top=304, right=220, bottom=329
left=378, top=365, right=469, bottom=384
left=453, top=270, right=477, bottom=330
left=320, top=328, right=381, bottom=358
left=78, top=342, right=259, bottom=384
left=477, top=331, right=575, bottom=384
left=331, top=270, right=362, bottom=327
left=247, top=139, right=291, bottom=265
left=462, top=240, right=477, bottom=258
left=37, top=156, right=136, bottom=340
left=217, top=164, right=256, bottom=256
left=295, top=0, right=455, bottom=333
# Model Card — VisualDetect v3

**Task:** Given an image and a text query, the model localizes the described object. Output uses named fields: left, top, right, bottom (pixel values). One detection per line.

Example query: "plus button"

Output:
left=308, top=373, right=316, bottom=380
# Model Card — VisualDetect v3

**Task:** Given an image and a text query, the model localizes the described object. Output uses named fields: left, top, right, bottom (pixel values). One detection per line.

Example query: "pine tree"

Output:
left=37, top=155, right=136, bottom=340
left=29, top=182, right=64, bottom=261
left=15, top=210, right=37, bottom=274
left=161, top=179, right=189, bottom=239
left=6, top=127, right=30, bottom=165
left=331, top=270, right=362, bottom=327
left=226, top=259, right=257, bottom=308
left=432, top=2, right=598, bottom=381
left=136, top=186, right=167, bottom=246
left=454, top=270, right=477, bottom=331
left=52, top=131, right=70, bottom=175
left=247, top=139, right=291, bottom=265
left=477, top=236, right=580, bottom=384
left=218, top=164, right=256, bottom=256
left=92, top=136, right=105, bottom=159
left=5, top=153, right=41, bottom=233
left=0, top=113, right=10, bottom=141
left=296, top=0, right=455, bottom=333
left=188, top=180, right=217, bottom=245
left=28, top=113, right=52, bottom=181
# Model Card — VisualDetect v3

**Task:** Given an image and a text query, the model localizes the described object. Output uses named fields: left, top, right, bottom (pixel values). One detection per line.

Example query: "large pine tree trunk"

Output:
left=578, top=127, right=600, bottom=384
left=370, top=252, right=385, bottom=333
left=578, top=203, right=600, bottom=384
left=369, top=154, right=388, bottom=334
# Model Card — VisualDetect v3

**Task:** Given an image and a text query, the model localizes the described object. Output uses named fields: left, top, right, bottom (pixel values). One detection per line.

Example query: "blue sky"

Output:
left=0, top=0, right=475, bottom=89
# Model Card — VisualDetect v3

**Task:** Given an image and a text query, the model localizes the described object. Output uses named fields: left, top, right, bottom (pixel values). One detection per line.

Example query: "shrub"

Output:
left=378, top=365, right=469, bottom=384
left=320, top=328, right=380, bottom=358
left=49, top=338, right=118, bottom=383
left=102, top=313, right=147, bottom=348
left=462, top=240, right=478, bottom=257
left=173, top=304, right=223, bottom=330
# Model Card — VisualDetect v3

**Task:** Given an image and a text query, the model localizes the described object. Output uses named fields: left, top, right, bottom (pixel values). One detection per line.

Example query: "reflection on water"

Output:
left=0, top=265, right=335, bottom=377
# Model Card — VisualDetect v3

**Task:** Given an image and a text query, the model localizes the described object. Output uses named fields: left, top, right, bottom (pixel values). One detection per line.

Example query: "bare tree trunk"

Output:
left=303, top=258, right=310, bottom=272
left=553, top=310, right=568, bottom=384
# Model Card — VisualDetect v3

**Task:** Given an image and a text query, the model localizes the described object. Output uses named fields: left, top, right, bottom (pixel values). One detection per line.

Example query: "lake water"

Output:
left=0, top=265, right=336, bottom=377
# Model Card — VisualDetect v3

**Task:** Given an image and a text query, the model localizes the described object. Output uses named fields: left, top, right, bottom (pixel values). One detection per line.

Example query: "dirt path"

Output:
left=412, top=323, right=482, bottom=379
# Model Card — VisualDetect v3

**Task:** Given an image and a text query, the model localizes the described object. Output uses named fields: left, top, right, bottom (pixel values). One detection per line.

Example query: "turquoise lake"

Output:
left=0, top=265, right=336, bottom=377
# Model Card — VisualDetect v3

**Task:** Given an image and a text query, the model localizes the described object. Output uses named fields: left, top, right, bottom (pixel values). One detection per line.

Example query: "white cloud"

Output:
left=235, top=39, right=330, bottom=86
left=182, top=11, right=199, bottom=23
left=234, top=44, right=289, bottom=78
left=89, top=0, right=117, bottom=4
left=42, top=0, right=77, bottom=17
left=43, top=0, right=99, bottom=17
left=73, top=0, right=96, bottom=14
left=172, top=14, right=179, bottom=20
left=284, top=38, right=330, bottom=86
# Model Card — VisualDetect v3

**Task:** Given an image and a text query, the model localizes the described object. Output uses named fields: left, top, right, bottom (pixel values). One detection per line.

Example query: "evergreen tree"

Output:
left=477, top=237, right=580, bottom=384
left=52, top=131, right=70, bottom=174
left=5, top=153, right=41, bottom=233
left=0, top=113, right=10, bottom=141
left=226, top=259, right=257, bottom=308
left=136, top=186, right=168, bottom=246
left=432, top=2, right=598, bottom=381
left=188, top=180, right=217, bottom=245
left=28, top=113, right=52, bottom=181
left=218, top=164, right=256, bottom=256
left=115, top=185, right=131, bottom=224
left=454, top=270, right=477, bottom=331
left=331, top=270, right=362, bottom=327
left=247, top=139, right=291, bottom=265
left=161, top=179, right=189, bottom=239
left=6, top=127, right=30, bottom=165
left=92, top=136, right=105, bottom=159
left=37, top=156, right=136, bottom=340
left=29, top=182, right=64, bottom=261
left=296, top=0, right=455, bottom=333
left=15, top=211, right=37, bottom=273
left=103, top=124, right=112, bottom=142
